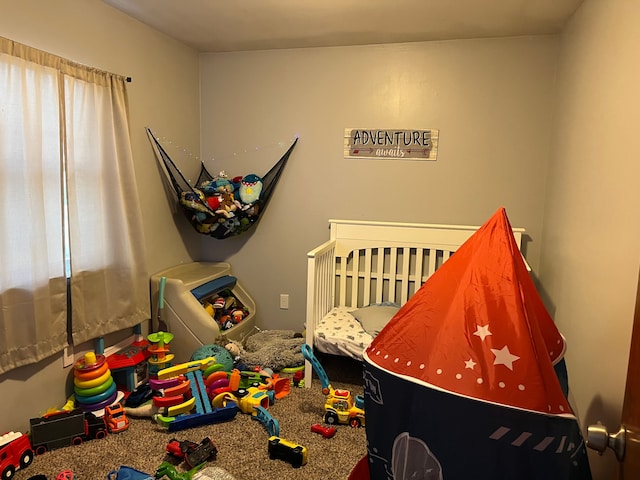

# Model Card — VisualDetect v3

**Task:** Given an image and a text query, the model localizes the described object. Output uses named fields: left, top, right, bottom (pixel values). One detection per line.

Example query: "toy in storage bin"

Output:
left=150, top=262, right=256, bottom=363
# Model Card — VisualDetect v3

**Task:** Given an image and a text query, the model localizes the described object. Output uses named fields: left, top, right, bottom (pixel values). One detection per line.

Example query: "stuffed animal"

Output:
left=238, top=174, right=263, bottom=206
left=180, top=189, right=209, bottom=213
left=224, top=340, right=245, bottom=366
left=198, top=172, right=238, bottom=217
left=220, top=330, right=304, bottom=372
left=201, top=176, right=238, bottom=219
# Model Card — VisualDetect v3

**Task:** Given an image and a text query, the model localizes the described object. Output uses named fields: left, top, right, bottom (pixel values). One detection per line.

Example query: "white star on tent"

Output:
left=473, top=324, right=492, bottom=341
left=491, top=345, right=520, bottom=371
left=464, top=358, right=477, bottom=370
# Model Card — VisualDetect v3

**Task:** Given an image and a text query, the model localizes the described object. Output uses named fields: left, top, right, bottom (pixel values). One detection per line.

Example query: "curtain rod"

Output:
left=1, top=35, right=133, bottom=83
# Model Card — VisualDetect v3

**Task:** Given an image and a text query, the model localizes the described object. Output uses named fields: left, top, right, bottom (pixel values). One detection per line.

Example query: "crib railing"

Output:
left=303, top=219, right=525, bottom=388
left=335, top=245, right=456, bottom=308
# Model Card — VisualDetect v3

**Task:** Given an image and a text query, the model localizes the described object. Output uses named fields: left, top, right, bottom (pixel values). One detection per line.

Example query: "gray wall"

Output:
left=540, top=0, right=640, bottom=477
left=198, top=36, right=558, bottom=334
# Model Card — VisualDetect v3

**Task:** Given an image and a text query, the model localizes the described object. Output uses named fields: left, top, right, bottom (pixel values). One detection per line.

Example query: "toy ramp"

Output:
left=360, top=207, right=592, bottom=480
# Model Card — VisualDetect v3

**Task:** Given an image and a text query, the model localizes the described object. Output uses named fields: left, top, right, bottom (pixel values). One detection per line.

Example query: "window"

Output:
left=0, top=36, right=148, bottom=374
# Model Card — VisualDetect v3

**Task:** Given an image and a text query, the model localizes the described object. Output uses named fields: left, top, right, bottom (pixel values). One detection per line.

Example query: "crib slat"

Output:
left=351, top=251, right=360, bottom=307
left=363, top=249, right=372, bottom=307
left=375, top=248, right=384, bottom=304
left=416, top=247, right=425, bottom=288
left=388, top=247, right=398, bottom=304
left=427, top=248, right=437, bottom=279
left=400, top=247, right=410, bottom=304
left=338, top=255, right=348, bottom=307
left=321, top=248, right=333, bottom=312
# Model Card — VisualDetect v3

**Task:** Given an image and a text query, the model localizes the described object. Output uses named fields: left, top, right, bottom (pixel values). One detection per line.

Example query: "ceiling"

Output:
left=103, top=0, right=584, bottom=53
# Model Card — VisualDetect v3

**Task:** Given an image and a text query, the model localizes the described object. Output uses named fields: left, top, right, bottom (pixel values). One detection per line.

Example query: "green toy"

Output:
left=155, top=461, right=204, bottom=480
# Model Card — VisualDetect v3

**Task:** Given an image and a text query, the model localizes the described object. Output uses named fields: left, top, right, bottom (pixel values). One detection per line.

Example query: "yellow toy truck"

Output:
left=301, top=344, right=365, bottom=427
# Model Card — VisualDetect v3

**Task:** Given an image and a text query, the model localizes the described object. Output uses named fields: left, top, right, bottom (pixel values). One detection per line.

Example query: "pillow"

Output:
left=351, top=303, right=400, bottom=337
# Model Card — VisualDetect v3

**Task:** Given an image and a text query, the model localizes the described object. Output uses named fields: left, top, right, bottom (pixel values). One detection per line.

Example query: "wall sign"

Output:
left=344, top=128, right=439, bottom=161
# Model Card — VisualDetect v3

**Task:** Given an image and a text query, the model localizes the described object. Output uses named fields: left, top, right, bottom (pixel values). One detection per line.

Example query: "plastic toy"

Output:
left=154, top=402, right=238, bottom=433
left=153, top=376, right=194, bottom=416
left=212, top=386, right=269, bottom=415
left=196, top=280, right=250, bottom=333
left=211, top=387, right=280, bottom=436
left=267, top=436, right=307, bottom=468
left=104, top=402, right=130, bottom=433
left=147, top=331, right=175, bottom=377
left=73, top=351, right=118, bottom=412
left=292, top=370, right=304, bottom=387
left=155, top=461, right=204, bottom=480
left=124, top=384, right=154, bottom=408
left=301, top=344, right=365, bottom=427
left=107, top=465, right=154, bottom=479
left=166, top=437, right=197, bottom=458
left=151, top=358, right=219, bottom=417
left=29, top=407, right=107, bottom=454
left=0, top=431, right=34, bottom=478
left=166, top=437, right=218, bottom=469
left=157, top=357, right=217, bottom=380
left=151, top=358, right=240, bottom=432
left=310, top=423, right=337, bottom=438
left=281, top=365, right=305, bottom=387
left=55, top=471, right=75, bottom=480
left=106, top=335, right=151, bottom=392
left=245, top=371, right=291, bottom=399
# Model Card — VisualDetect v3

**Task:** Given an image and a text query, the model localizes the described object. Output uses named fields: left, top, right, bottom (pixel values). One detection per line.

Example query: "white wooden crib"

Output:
left=303, top=218, right=525, bottom=388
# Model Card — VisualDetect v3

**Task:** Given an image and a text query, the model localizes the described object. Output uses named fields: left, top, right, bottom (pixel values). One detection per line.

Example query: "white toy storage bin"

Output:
left=150, top=262, right=257, bottom=363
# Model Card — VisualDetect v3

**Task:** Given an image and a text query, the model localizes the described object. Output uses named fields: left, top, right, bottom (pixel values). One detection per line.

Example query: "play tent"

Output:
left=357, top=208, right=592, bottom=480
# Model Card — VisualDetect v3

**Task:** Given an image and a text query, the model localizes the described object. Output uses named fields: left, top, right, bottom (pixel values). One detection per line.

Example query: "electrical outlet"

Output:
left=279, top=294, right=289, bottom=310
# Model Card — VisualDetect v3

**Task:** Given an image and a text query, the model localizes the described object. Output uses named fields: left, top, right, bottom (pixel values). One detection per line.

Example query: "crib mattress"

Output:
left=313, top=306, right=373, bottom=360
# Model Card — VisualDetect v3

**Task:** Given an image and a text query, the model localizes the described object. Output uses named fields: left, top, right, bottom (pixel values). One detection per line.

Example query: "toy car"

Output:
left=267, top=436, right=307, bottom=468
left=310, top=423, right=336, bottom=439
left=104, top=402, right=129, bottom=433
left=124, top=384, right=153, bottom=407
left=0, top=432, right=33, bottom=479
left=166, top=437, right=218, bottom=468
left=166, top=438, right=198, bottom=459
left=184, top=437, right=218, bottom=468
left=302, top=344, right=366, bottom=428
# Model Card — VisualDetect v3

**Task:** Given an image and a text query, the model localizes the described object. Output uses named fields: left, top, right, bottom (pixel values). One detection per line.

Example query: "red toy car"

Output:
left=310, top=423, right=337, bottom=439
left=0, top=431, right=33, bottom=479
left=166, top=437, right=218, bottom=468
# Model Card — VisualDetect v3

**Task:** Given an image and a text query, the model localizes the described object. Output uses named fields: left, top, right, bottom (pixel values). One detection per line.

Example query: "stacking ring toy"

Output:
left=74, top=367, right=112, bottom=389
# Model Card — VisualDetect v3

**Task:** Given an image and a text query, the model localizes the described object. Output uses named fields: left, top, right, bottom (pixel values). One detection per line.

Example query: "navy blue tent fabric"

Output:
left=362, top=366, right=591, bottom=480
left=360, top=208, right=592, bottom=479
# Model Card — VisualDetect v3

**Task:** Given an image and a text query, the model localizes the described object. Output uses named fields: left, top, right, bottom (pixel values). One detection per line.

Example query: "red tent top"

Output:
left=366, top=207, right=571, bottom=416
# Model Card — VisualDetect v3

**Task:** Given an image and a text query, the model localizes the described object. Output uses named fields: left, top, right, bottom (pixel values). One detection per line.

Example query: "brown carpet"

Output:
left=14, top=355, right=368, bottom=480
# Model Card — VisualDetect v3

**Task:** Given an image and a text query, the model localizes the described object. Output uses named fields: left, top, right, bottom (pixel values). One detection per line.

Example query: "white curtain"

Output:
left=0, top=37, right=149, bottom=373
left=0, top=46, right=67, bottom=372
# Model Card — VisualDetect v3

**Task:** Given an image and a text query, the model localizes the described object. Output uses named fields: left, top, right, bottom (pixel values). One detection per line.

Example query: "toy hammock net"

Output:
left=146, top=128, right=298, bottom=239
